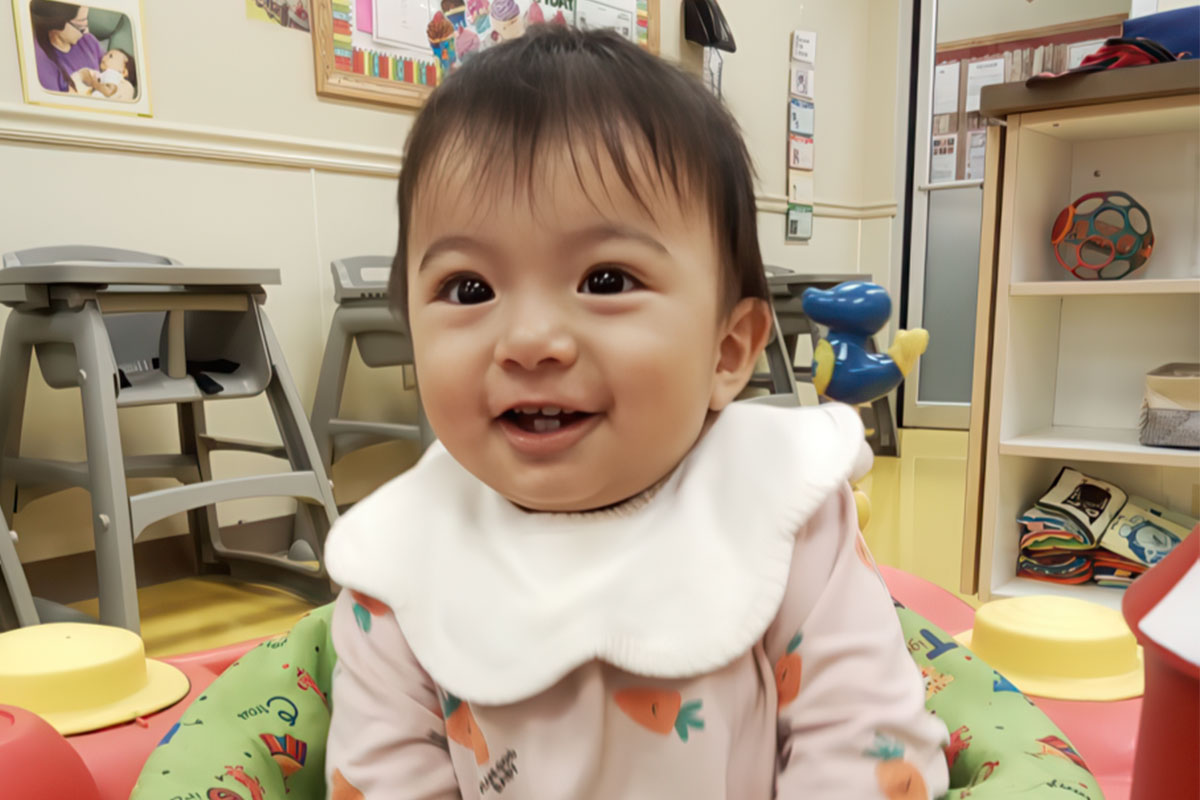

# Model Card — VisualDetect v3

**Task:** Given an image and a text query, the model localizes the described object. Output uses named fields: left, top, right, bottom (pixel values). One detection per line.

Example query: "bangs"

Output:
left=414, top=116, right=704, bottom=240
left=391, top=26, right=766, bottom=322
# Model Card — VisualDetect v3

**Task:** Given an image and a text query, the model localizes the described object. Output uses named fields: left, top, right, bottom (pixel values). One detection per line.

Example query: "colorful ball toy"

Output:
left=1051, top=191, right=1154, bottom=280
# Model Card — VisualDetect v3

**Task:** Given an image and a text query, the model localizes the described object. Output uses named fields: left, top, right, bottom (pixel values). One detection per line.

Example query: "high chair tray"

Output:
left=0, top=263, right=279, bottom=287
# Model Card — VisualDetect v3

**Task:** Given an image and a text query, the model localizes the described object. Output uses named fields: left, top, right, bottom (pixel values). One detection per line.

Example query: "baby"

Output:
left=324, top=26, right=949, bottom=800
left=73, top=48, right=136, bottom=101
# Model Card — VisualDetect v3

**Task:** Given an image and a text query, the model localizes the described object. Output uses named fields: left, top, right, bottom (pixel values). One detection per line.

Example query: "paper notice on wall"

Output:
left=789, top=97, right=814, bottom=137
left=792, top=30, right=817, bottom=63
left=577, top=0, right=637, bottom=42
left=931, top=133, right=958, bottom=183
left=788, top=169, right=814, bottom=204
left=933, top=62, right=959, bottom=116
left=966, top=130, right=987, bottom=180
left=1068, top=39, right=1104, bottom=69
left=788, top=135, right=814, bottom=170
left=790, top=62, right=814, bottom=99
left=965, top=58, right=1005, bottom=112
left=373, top=0, right=433, bottom=56
left=356, top=0, right=373, bottom=32
left=786, top=203, right=814, bottom=242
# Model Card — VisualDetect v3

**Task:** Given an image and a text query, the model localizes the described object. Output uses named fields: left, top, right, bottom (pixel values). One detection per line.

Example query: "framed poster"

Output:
left=12, top=0, right=152, bottom=116
left=313, top=0, right=660, bottom=110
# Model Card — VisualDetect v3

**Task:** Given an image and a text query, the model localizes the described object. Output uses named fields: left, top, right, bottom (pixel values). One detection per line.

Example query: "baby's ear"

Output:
left=709, top=297, right=773, bottom=411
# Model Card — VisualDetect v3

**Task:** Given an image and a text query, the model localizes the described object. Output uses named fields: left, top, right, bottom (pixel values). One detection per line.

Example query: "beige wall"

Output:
left=0, top=0, right=907, bottom=564
left=716, top=0, right=902, bottom=280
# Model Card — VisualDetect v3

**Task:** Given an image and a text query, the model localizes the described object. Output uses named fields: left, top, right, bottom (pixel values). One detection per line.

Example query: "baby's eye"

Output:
left=579, top=267, right=639, bottom=295
left=438, top=274, right=495, bottom=305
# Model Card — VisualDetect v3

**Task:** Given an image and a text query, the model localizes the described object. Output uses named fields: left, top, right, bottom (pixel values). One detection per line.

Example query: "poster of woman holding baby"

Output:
left=15, top=0, right=152, bottom=115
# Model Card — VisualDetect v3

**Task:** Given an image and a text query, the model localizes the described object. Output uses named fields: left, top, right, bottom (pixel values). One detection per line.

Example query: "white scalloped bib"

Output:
left=325, top=402, right=867, bottom=705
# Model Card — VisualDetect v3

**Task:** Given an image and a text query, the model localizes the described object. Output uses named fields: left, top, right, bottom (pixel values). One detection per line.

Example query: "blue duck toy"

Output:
left=801, top=282, right=929, bottom=406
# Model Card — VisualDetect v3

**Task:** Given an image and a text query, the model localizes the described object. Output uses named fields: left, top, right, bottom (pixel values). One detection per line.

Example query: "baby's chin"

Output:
left=496, top=477, right=659, bottom=514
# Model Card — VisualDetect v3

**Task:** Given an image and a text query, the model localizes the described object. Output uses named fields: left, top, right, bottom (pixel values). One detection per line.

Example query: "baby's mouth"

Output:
left=500, top=406, right=596, bottom=433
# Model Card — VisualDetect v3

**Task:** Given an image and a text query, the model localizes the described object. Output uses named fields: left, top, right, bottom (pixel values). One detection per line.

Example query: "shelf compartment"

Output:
left=1006, top=119, right=1199, bottom=284
left=999, top=294, right=1200, bottom=440
left=1010, top=278, right=1200, bottom=296
left=981, top=455, right=1198, bottom=607
left=1000, top=426, right=1200, bottom=468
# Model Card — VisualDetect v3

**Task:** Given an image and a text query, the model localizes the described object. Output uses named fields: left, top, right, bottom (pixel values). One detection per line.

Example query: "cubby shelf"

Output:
left=1000, top=426, right=1200, bottom=469
left=964, top=67, right=1200, bottom=604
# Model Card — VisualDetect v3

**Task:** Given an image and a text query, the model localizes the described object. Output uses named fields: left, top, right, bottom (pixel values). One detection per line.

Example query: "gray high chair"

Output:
left=310, top=256, right=434, bottom=477
left=0, top=513, right=36, bottom=629
left=0, top=246, right=338, bottom=633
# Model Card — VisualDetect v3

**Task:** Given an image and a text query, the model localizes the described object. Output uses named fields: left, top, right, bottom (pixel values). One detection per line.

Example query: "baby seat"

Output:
left=129, top=602, right=1107, bottom=799
left=0, top=246, right=338, bottom=633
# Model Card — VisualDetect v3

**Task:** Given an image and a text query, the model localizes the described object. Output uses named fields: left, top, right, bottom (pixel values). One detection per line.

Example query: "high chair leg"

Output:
left=176, top=400, right=225, bottom=574
left=0, top=328, right=32, bottom=520
left=74, top=305, right=140, bottom=632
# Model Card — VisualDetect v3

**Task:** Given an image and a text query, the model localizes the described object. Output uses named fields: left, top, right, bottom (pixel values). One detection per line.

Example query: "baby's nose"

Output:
left=494, top=311, right=578, bottom=371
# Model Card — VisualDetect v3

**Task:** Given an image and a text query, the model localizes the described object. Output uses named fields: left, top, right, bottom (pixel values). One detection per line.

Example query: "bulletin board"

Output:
left=312, top=0, right=660, bottom=110
left=930, top=14, right=1125, bottom=182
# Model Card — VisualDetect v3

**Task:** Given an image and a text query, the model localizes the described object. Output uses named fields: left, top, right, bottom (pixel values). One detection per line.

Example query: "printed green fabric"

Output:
left=133, top=602, right=1104, bottom=799
left=131, top=604, right=336, bottom=800
left=894, top=604, right=1103, bottom=799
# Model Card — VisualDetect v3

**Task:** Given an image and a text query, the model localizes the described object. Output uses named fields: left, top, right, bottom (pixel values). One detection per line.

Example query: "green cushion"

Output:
left=895, top=604, right=1102, bottom=798
left=131, top=605, right=336, bottom=799
left=133, top=602, right=1104, bottom=799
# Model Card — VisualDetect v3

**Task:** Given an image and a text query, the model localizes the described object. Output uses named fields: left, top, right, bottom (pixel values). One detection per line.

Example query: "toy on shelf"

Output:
left=1017, top=466, right=1196, bottom=589
left=1051, top=191, right=1154, bottom=280
left=801, top=282, right=929, bottom=407
left=800, top=281, right=929, bottom=526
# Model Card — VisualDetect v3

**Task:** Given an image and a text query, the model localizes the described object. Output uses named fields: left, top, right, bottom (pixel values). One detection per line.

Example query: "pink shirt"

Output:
left=325, top=405, right=949, bottom=798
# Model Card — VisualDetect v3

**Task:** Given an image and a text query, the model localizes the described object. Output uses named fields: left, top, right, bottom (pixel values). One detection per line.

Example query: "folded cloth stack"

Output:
left=1017, top=468, right=1196, bottom=590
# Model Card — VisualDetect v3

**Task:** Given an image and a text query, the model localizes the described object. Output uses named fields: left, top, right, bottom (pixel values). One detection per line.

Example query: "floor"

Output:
left=69, top=576, right=316, bottom=658
left=70, top=428, right=974, bottom=657
left=861, top=428, right=976, bottom=606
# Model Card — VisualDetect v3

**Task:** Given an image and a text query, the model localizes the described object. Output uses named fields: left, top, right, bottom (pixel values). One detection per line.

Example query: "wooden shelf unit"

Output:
left=961, top=64, right=1200, bottom=610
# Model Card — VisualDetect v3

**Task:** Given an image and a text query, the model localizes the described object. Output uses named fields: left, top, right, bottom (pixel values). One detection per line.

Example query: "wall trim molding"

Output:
left=2, top=103, right=898, bottom=219
left=755, top=192, right=898, bottom=220
left=0, top=102, right=402, bottom=177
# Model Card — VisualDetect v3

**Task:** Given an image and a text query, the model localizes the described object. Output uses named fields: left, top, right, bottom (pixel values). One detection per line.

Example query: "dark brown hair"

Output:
left=390, top=25, right=767, bottom=325
left=30, top=0, right=80, bottom=92
left=109, top=47, right=137, bottom=90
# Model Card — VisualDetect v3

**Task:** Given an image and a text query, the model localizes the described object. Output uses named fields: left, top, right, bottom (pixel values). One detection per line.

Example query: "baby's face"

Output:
left=100, top=50, right=128, bottom=75
left=407, top=145, right=746, bottom=511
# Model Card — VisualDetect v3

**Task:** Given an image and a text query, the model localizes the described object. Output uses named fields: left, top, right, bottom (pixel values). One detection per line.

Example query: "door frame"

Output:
left=898, top=0, right=974, bottom=430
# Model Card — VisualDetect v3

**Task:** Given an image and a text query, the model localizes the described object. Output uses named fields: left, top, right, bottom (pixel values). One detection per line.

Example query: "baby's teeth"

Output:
left=520, top=406, right=539, bottom=414
left=533, top=417, right=562, bottom=433
left=541, top=406, right=562, bottom=416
